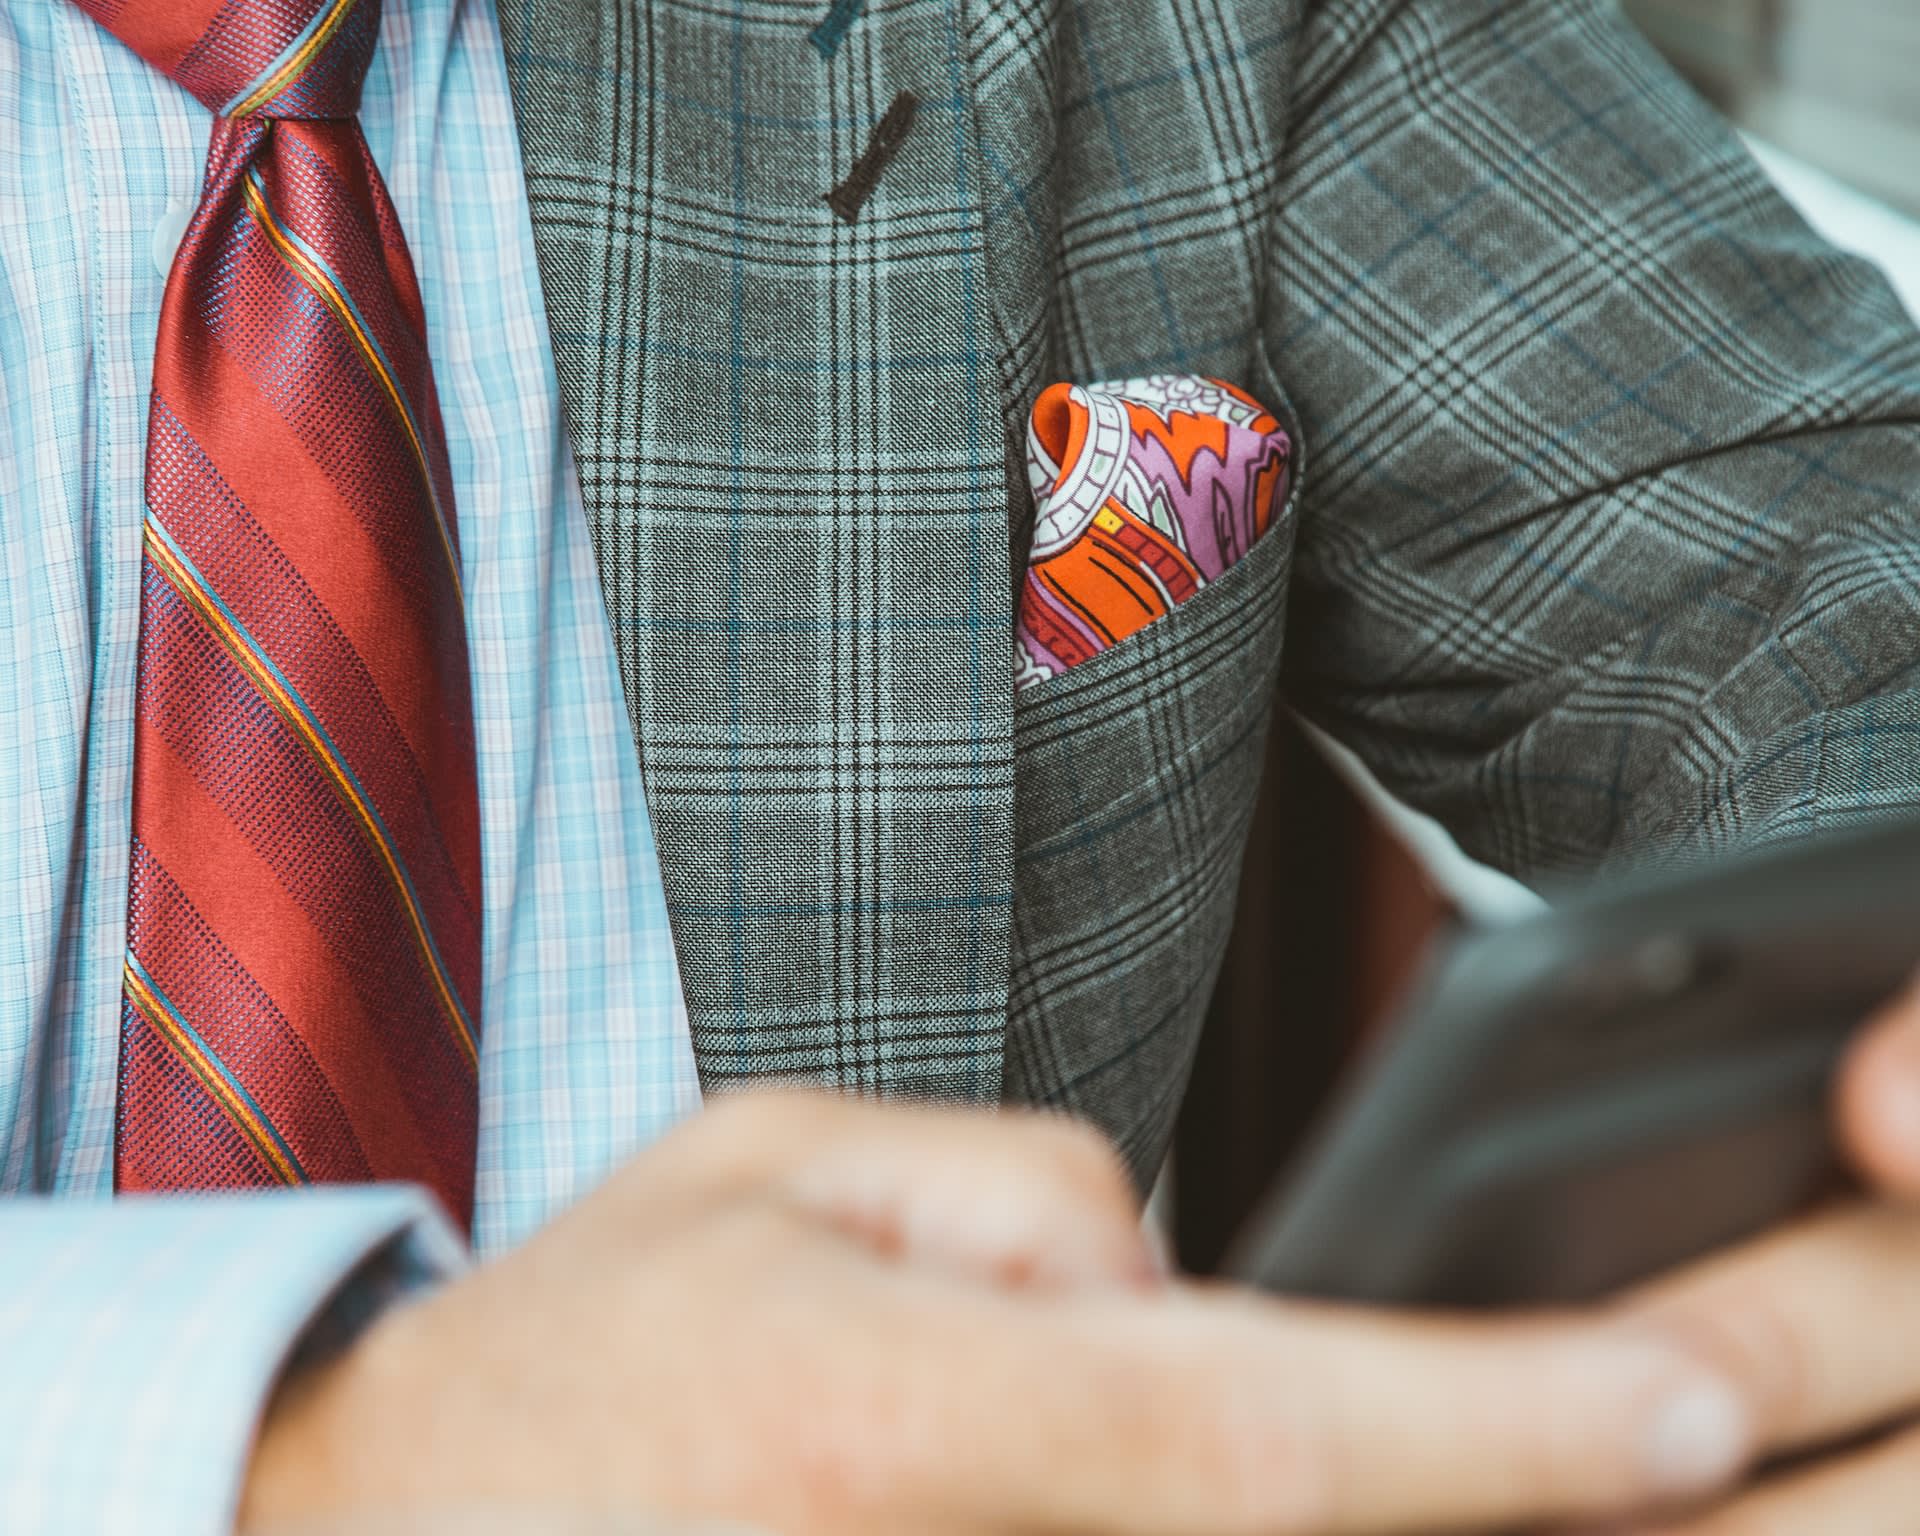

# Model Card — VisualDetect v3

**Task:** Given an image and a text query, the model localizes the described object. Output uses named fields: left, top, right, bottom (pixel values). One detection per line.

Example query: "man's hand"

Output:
left=240, top=1093, right=1753, bottom=1536
left=1586, top=979, right=1920, bottom=1533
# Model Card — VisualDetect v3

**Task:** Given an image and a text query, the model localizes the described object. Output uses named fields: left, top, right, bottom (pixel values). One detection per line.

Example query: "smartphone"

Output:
left=1228, top=817, right=1920, bottom=1308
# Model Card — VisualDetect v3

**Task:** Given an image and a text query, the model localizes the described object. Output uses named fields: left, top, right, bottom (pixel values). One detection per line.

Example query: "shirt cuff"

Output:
left=0, top=1187, right=468, bottom=1536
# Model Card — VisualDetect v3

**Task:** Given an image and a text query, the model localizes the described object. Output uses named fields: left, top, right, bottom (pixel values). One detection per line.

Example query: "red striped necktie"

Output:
left=79, top=0, right=484, bottom=1226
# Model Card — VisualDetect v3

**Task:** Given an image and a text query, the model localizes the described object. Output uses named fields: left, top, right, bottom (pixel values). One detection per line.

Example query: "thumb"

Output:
left=1836, top=972, right=1920, bottom=1198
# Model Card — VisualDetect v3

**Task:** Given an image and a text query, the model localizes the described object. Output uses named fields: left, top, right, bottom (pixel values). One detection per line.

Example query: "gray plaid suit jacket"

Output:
left=494, top=0, right=1920, bottom=1182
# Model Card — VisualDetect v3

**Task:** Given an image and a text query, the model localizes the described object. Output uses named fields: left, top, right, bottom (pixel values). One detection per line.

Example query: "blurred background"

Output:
left=1624, top=0, right=1920, bottom=214
left=1172, top=0, right=1920, bottom=1274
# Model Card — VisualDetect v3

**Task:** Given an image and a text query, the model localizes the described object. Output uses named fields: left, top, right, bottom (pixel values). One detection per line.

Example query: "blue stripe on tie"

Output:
left=242, top=167, right=452, bottom=565
left=219, top=0, right=353, bottom=117
left=240, top=165, right=464, bottom=613
left=243, top=171, right=422, bottom=453
left=141, top=510, right=479, bottom=1056
left=124, top=952, right=310, bottom=1183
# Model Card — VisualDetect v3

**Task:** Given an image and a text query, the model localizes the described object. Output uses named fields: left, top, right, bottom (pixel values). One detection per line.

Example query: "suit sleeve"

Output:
left=1267, top=0, right=1920, bottom=880
left=0, top=1189, right=465, bottom=1535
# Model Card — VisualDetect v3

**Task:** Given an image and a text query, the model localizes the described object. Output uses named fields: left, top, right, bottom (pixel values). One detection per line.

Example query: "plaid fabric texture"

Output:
left=0, top=0, right=696, bottom=1527
left=501, top=0, right=1920, bottom=1172
left=499, top=0, right=1018, bottom=1101
left=5, top=0, right=1920, bottom=1523
left=1007, top=483, right=1297, bottom=1175
left=1268, top=1, right=1920, bottom=877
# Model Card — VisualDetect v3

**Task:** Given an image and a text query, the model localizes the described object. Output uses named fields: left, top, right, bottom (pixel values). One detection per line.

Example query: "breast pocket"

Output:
left=1005, top=448, right=1298, bottom=1183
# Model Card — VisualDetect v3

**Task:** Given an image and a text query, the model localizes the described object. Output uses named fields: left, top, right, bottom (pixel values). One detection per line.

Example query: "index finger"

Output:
left=938, top=1282, right=1753, bottom=1534
left=1626, top=1201, right=1920, bottom=1461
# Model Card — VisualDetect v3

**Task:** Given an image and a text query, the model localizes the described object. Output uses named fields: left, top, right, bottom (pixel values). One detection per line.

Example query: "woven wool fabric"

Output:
left=75, top=0, right=488, bottom=1222
left=497, top=0, right=1920, bottom=1177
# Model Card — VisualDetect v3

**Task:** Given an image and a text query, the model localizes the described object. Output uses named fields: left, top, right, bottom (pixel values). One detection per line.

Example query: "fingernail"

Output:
left=1639, top=1379, right=1748, bottom=1496
left=1883, top=1065, right=1920, bottom=1160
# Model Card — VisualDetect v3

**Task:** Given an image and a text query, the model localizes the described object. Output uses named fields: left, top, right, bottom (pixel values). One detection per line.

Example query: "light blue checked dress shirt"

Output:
left=0, top=0, right=703, bottom=1527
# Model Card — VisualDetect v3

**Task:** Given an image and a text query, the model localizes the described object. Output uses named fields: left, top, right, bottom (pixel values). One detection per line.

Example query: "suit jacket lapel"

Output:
left=496, top=0, right=1014, bottom=1101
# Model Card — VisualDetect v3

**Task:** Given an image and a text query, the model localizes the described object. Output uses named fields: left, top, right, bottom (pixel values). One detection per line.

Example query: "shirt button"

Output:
left=151, top=198, right=194, bottom=278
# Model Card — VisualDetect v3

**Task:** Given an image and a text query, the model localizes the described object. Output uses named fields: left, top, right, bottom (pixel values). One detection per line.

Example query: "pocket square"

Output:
left=1015, top=374, right=1293, bottom=690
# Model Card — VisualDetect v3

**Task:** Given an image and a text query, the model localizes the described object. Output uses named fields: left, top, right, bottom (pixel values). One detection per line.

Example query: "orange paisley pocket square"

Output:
left=1015, top=375, right=1293, bottom=691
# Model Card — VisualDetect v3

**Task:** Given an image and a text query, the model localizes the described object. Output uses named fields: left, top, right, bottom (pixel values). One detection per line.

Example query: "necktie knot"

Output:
left=73, top=0, right=380, bottom=120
